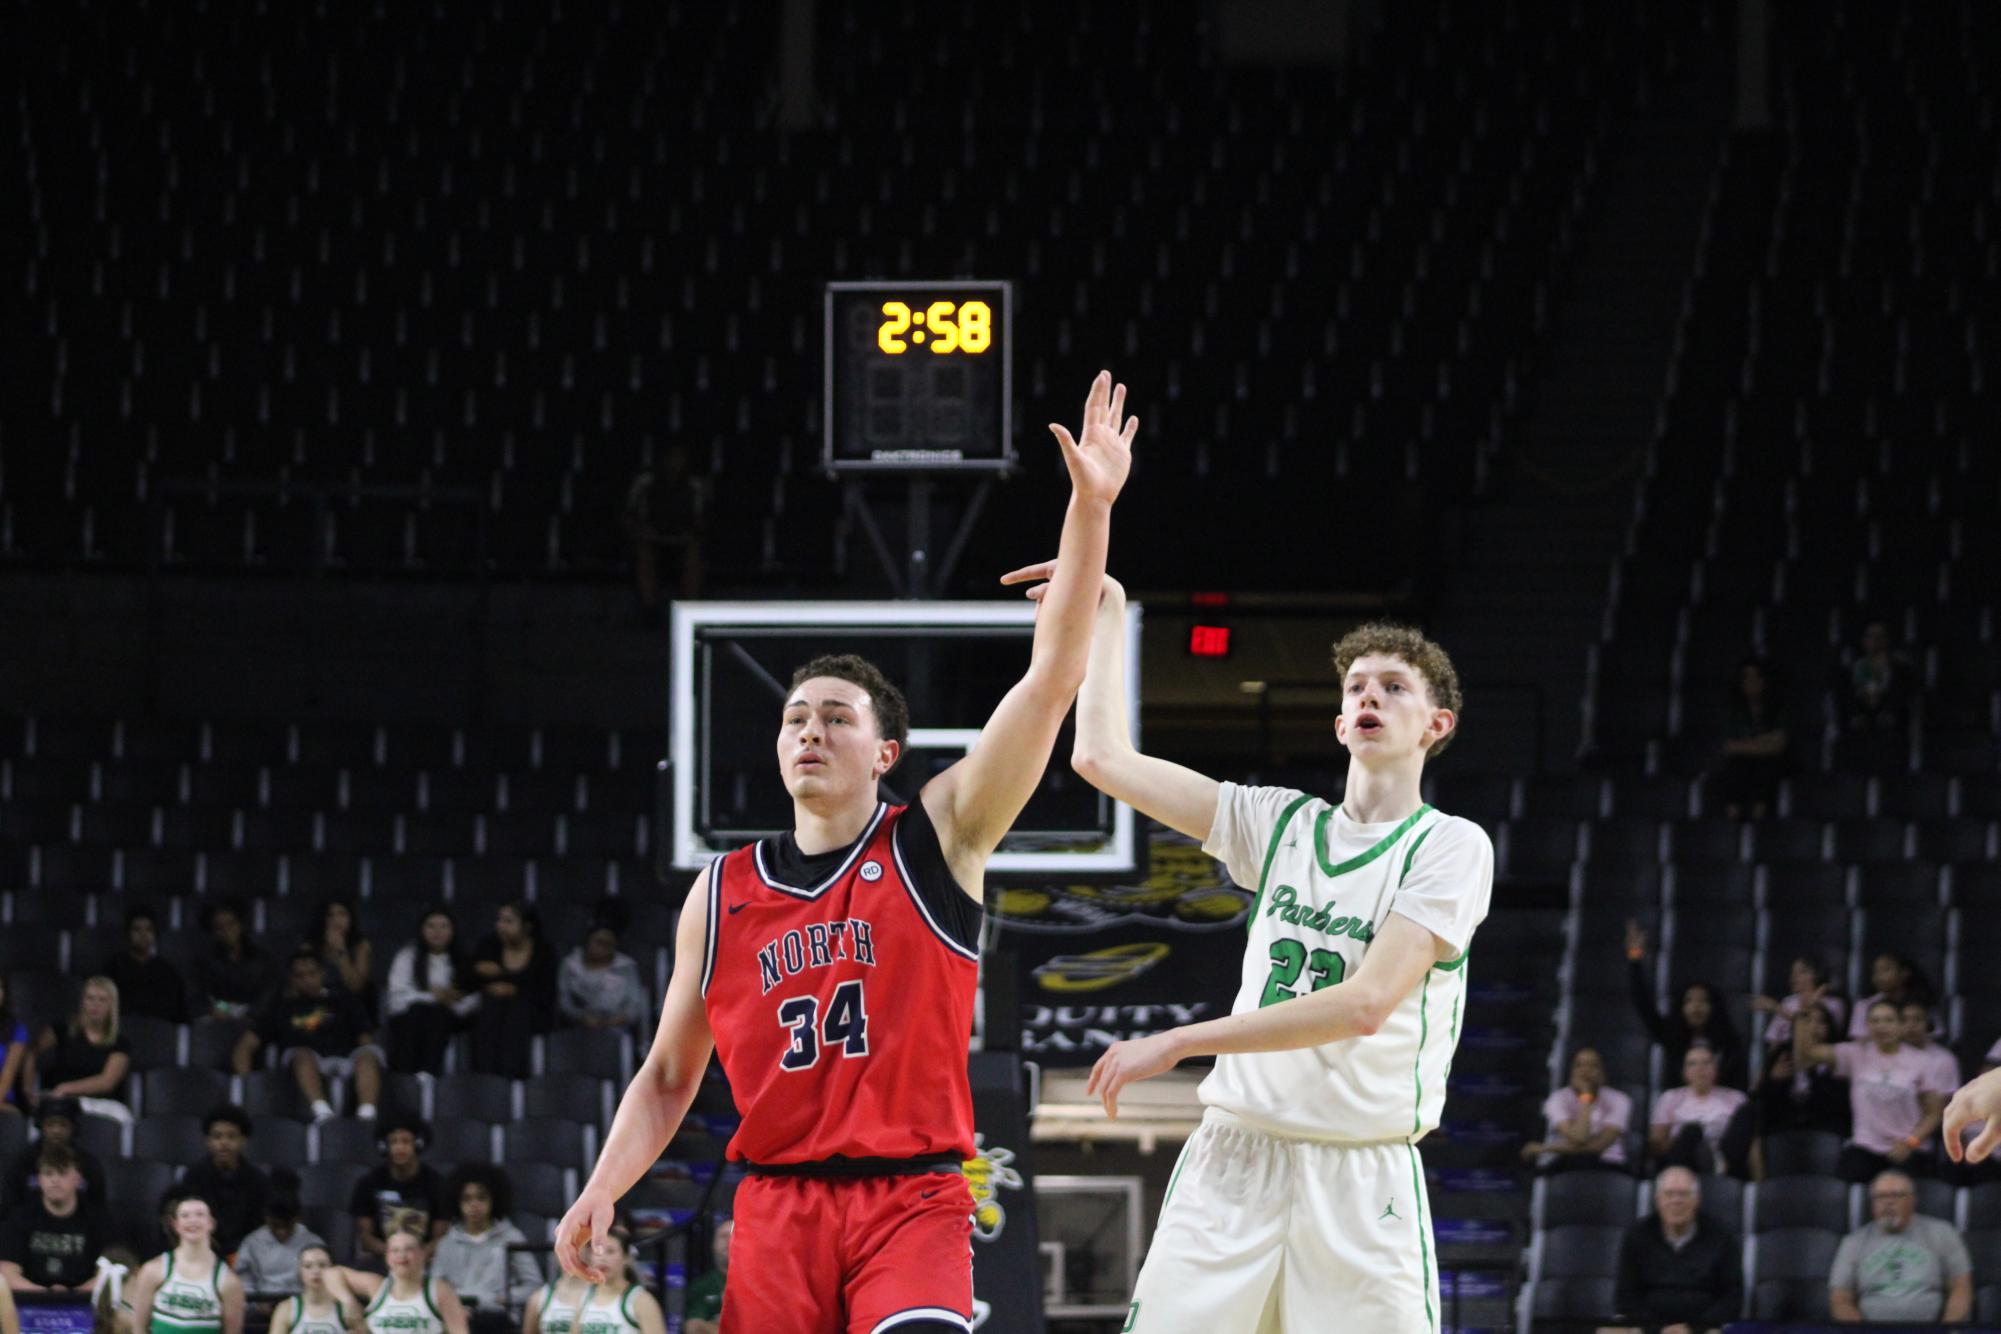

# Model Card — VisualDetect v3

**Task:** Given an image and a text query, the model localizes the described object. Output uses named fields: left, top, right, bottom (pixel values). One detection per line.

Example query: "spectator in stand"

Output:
left=1898, top=1002, right=1960, bottom=1094
left=1624, top=921, right=1746, bottom=1088
left=98, top=907, right=189, bottom=1026
left=1714, top=657, right=1789, bottom=820
left=348, top=1116, right=449, bottom=1262
left=173, top=1106, right=269, bottom=1258
left=232, top=950, right=383, bottom=1126
left=1521, top=1048, right=1632, bottom=1174
left=682, top=1218, right=730, bottom=1334
left=1611, top=1166, right=1740, bottom=1332
left=1797, top=995, right=1948, bottom=1182
left=621, top=447, right=708, bottom=623
left=1750, top=953, right=1847, bottom=1047
left=1841, top=620, right=1917, bottom=734
left=0, top=975, right=28, bottom=1117
left=0, top=1099, right=105, bottom=1216
left=430, top=1164, right=544, bottom=1332
left=194, top=899, right=274, bottom=1024
left=556, top=922, right=647, bottom=1033
left=27, top=978, right=132, bottom=1126
left=1649, top=1047, right=1750, bottom=1177
left=1847, top=953, right=1935, bottom=1040
left=309, top=898, right=374, bottom=1011
left=1756, top=1001, right=1851, bottom=1139
left=0, top=1145, right=109, bottom=1293
left=467, top=904, right=555, bottom=1079
left=1828, top=1169, right=1971, bottom=1324
left=232, top=1172, right=324, bottom=1298
left=383, top=908, right=477, bottom=1077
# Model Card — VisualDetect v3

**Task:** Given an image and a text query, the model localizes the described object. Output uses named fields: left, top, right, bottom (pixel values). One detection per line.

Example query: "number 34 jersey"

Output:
left=1200, top=783, right=1495, bottom=1145
left=702, top=800, right=981, bottom=1166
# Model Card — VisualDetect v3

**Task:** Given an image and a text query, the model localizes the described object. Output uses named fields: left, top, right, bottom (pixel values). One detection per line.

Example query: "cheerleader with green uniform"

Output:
left=128, top=1197, right=245, bottom=1334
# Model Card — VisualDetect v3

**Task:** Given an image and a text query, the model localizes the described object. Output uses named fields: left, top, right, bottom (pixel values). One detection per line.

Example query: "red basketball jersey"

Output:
left=702, top=801, right=981, bottom=1165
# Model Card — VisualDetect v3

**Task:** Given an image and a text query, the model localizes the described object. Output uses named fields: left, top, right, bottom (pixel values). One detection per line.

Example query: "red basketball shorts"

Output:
left=719, top=1170, right=975, bottom=1334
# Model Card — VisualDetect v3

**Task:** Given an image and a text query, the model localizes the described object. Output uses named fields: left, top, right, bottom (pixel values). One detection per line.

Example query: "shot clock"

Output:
left=824, top=280, right=1015, bottom=473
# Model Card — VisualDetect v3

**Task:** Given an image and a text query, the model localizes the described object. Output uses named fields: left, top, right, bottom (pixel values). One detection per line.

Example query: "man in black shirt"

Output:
left=0, top=1146, right=109, bottom=1292
left=231, top=950, right=383, bottom=1124
left=100, top=905, right=190, bottom=1025
left=1613, top=1166, right=1742, bottom=1331
left=0, top=1100, right=107, bottom=1217
left=347, top=1116, right=448, bottom=1263
left=174, top=1104, right=269, bottom=1257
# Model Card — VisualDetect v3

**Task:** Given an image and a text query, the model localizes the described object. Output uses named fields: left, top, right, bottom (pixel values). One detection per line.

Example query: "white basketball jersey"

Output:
left=1199, top=784, right=1494, bottom=1143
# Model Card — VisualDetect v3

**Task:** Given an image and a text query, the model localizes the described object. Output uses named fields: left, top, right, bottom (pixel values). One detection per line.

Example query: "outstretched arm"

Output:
left=555, top=873, right=716, bottom=1281
left=1085, top=911, right=1451, bottom=1116
left=997, top=568, right=1221, bottom=841
left=922, top=371, right=1135, bottom=884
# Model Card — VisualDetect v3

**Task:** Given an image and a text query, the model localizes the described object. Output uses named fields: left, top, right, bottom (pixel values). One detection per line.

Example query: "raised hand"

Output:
left=1050, top=370, right=1136, bottom=506
left=1624, top=920, right=1647, bottom=955
left=997, top=558, right=1124, bottom=608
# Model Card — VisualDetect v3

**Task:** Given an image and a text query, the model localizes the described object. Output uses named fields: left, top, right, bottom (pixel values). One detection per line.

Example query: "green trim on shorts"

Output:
left=1159, top=1136, right=1195, bottom=1211
left=1405, top=1144, right=1435, bottom=1334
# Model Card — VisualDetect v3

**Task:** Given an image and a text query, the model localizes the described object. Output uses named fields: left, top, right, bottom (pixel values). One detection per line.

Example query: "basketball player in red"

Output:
left=555, top=371, right=1136, bottom=1333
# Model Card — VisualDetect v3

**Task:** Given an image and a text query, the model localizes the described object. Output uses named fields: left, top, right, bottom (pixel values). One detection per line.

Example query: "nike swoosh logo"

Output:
left=919, top=1188, right=941, bottom=1199
left=728, top=902, right=748, bottom=914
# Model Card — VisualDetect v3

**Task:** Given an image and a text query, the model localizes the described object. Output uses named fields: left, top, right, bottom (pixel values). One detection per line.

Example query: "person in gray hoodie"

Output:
left=554, top=924, right=647, bottom=1032
left=430, top=1164, right=545, bottom=1333
left=232, top=1173, right=325, bottom=1298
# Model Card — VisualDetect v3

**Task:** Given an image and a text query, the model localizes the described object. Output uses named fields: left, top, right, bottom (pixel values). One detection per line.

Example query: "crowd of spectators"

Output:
left=0, top=896, right=648, bottom=1118
left=0, top=896, right=675, bottom=1323
left=1534, top=917, right=1998, bottom=1328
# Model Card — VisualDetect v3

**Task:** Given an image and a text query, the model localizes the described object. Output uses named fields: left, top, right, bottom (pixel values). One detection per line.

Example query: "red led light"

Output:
left=1188, top=625, right=1232, bottom=657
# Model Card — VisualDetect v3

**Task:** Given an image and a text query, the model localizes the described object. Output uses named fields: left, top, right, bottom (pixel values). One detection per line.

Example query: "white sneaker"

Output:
left=311, top=1101, right=337, bottom=1124
left=356, top=1103, right=378, bottom=1121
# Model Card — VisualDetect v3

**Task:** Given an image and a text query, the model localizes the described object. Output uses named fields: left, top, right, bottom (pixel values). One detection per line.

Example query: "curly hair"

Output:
left=1330, top=622, right=1464, bottom=760
left=445, top=1161, right=516, bottom=1221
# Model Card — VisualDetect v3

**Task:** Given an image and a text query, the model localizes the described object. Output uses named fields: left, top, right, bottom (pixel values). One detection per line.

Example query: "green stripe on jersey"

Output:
left=1313, top=804, right=1431, bottom=877
left=1249, top=793, right=1317, bottom=922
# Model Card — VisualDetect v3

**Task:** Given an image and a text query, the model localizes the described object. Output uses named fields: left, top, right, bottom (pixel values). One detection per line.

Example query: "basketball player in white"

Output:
left=998, top=567, right=1494, bottom=1334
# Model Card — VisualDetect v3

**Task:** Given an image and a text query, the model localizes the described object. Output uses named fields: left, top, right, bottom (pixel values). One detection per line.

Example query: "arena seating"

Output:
left=1, top=1, right=1705, bottom=592
left=1519, top=0, right=2001, bottom=1323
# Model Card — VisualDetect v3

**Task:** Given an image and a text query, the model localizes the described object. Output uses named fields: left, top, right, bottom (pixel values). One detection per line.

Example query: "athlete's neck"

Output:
left=173, top=1242, right=213, bottom=1265
left=1339, top=757, right=1425, bottom=825
left=791, top=794, right=879, bottom=855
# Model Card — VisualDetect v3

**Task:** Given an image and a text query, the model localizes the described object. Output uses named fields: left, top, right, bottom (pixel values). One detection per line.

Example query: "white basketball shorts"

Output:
left=1121, top=1108, right=1441, bottom=1334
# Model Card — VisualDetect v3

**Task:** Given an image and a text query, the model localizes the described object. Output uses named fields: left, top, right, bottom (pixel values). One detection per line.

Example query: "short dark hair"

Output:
left=445, top=1161, right=515, bottom=1220
left=37, top=1144, right=79, bottom=1176
left=787, top=654, right=910, bottom=760
left=289, top=945, right=323, bottom=968
left=203, top=1103, right=253, bottom=1139
left=201, top=897, right=251, bottom=932
left=124, top=905, right=159, bottom=931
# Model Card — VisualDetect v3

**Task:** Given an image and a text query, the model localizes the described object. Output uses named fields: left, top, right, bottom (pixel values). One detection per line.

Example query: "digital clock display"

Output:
left=824, top=280, right=1014, bottom=473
